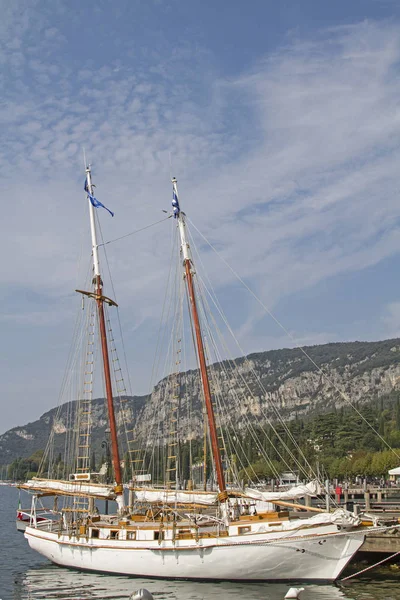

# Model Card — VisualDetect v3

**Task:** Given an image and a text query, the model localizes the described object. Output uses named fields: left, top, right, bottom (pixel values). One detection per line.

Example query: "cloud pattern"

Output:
left=1, top=4, right=400, bottom=430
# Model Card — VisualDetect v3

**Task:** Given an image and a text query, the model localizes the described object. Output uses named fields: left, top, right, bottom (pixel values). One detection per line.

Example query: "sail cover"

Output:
left=132, top=481, right=320, bottom=505
left=20, top=478, right=116, bottom=499
left=244, top=480, right=321, bottom=502
left=251, top=509, right=360, bottom=531
left=133, top=488, right=219, bottom=505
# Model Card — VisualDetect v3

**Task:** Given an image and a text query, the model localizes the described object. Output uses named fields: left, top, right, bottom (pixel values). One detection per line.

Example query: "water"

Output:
left=2, top=486, right=400, bottom=600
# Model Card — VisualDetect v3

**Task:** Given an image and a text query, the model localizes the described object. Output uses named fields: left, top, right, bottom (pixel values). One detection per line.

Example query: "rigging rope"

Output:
left=187, top=225, right=322, bottom=487
left=98, top=215, right=171, bottom=247
left=96, top=215, right=141, bottom=480
left=187, top=217, right=400, bottom=462
left=134, top=224, right=181, bottom=483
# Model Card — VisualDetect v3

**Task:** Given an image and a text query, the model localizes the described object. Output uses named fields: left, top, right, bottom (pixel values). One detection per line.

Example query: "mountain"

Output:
left=1, top=338, right=400, bottom=468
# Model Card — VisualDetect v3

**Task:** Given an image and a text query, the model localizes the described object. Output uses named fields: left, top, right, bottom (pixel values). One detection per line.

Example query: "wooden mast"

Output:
left=95, top=275, right=123, bottom=489
left=83, top=165, right=124, bottom=505
left=172, top=178, right=228, bottom=501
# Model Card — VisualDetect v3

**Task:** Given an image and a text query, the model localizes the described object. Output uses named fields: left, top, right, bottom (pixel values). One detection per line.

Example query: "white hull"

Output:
left=25, top=526, right=364, bottom=581
left=16, top=520, right=28, bottom=532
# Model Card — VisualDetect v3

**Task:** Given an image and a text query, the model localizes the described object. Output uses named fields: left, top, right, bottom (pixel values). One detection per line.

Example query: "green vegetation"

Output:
left=7, top=450, right=44, bottom=481
left=236, top=394, right=400, bottom=481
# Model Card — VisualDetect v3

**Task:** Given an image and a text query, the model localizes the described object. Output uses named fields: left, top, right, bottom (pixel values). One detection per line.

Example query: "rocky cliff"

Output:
left=1, top=338, right=400, bottom=467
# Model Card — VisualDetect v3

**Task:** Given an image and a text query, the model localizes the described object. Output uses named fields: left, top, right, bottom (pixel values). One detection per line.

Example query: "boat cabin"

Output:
left=279, top=472, right=299, bottom=487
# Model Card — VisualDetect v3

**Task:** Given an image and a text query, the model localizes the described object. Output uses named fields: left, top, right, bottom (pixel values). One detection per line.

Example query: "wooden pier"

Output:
left=311, top=484, right=400, bottom=512
left=361, top=528, right=400, bottom=553
left=315, top=485, right=400, bottom=554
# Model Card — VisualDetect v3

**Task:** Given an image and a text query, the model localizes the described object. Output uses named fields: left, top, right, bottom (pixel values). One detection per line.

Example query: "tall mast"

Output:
left=172, top=177, right=228, bottom=502
left=83, top=165, right=124, bottom=508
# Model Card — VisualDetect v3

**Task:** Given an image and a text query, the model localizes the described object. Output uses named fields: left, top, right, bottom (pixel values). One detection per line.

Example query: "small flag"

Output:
left=172, top=189, right=180, bottom=218
left=84, top=178, right=114, bottom=217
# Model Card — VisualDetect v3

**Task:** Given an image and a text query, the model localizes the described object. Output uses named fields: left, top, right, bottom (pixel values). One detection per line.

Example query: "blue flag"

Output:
left=84, top=178, right=114, bottom=217
left=172, top=189, right=180, bottom=218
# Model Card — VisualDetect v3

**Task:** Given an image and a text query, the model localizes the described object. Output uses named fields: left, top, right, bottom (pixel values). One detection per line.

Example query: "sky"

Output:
left=2, top=0, right=400, bottom=433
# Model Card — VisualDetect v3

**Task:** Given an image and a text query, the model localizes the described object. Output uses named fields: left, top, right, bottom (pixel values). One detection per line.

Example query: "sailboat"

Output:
left=19, top=166, right=372, bottom=581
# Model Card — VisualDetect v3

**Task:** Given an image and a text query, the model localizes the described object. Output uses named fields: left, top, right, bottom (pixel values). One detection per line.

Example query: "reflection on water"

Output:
left=16, top=565, right=349, bottom=600
left=13, top=562, right=400, bottom=600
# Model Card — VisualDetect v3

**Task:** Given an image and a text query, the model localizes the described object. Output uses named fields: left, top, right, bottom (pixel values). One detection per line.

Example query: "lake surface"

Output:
left=2, top=486, right=400, bottom=600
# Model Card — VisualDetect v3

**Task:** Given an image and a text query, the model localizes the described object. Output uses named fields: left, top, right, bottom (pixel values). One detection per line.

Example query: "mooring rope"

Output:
left=341, top=550, right=400, bottom=581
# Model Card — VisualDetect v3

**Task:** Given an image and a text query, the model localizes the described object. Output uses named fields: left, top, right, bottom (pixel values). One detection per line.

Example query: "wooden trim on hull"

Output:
left=25, top=526, right=364, bottom=551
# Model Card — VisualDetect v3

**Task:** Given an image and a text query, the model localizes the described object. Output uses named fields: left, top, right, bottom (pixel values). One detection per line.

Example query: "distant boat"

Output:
left=18, top=167, right=374, bottom=581
left=16, top=508, right=52, bottom=532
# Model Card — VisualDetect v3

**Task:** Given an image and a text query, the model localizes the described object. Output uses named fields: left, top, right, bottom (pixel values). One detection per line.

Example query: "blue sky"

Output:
left=2, top=0, right=400, bottom=432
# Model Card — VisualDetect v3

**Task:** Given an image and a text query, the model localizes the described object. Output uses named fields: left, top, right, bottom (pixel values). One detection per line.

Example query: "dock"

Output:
left=314, top=485, right=400, bottom=554
left=361, top=528, right=400, bottom=553
left=270, top=484, right=400, bottom=554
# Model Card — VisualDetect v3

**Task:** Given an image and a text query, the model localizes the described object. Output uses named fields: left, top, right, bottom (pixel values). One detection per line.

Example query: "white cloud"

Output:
left=2, top=14, right=400, bottom=430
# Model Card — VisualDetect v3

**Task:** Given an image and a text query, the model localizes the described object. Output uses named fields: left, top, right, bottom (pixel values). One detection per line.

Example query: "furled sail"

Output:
left=132, top=488, right=219, bottom=505
left=132, top=481, right=321, bottom=506
left=244, top=480, right=321, bottom=502
left=251, top=509, right=361, bottom=532
left=20, top=478, right=116, bottom=499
